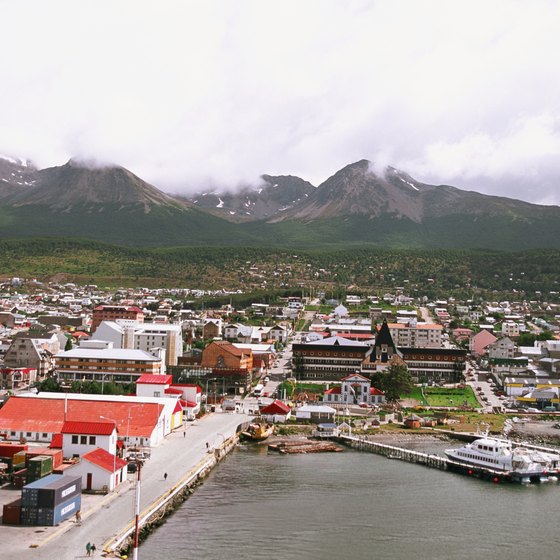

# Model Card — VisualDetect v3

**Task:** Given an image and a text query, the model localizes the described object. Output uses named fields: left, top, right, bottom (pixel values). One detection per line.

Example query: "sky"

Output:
left=1, top=0, right=560, bottom=205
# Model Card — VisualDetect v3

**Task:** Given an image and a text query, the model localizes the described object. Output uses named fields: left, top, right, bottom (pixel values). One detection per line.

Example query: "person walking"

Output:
left=86, top=542, right=92, bottom=556
left=75, top=510, right=81, bottom=524
left=164, top=472, right=168, bottom=481
left=91, top=543, right=97, bottom=556
left=183, top=430, right=186, bottom=438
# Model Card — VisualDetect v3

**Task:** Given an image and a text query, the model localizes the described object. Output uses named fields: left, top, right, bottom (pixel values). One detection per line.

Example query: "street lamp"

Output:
left=100, top=415, right=118, bottom=489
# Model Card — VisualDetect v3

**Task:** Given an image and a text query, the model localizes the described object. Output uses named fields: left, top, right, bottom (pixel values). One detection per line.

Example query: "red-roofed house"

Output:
left=61, top=420, right=117, bottom=457
left=65, top=447, right=128, bottom=492
left=322, top=374, right=385, bottom=406
left=136, top=375, right=202, bottom=420
left=260, top=400, right=291, bottom=423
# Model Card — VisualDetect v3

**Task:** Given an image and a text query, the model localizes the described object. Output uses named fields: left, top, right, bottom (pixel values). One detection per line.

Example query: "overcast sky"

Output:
left=2, top=0, right=560, bottom=204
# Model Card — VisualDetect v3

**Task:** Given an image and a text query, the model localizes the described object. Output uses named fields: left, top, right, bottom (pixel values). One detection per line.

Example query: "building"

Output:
left=65, top=447, right=128, bottom=492
left=3, top=331, right=60, bottom=381
left=295, top=404, right=336, bottom=423
left=92, top=320, right=183, bottom=367
left=469, top=329, right=498, bottom=356
left=55, top=340, right=163, bottom=386
left=398, top=348, right=467, bottom=383
left=201, top=341, right=253, bottom=371
left=291, top=336, right=370, bottom=380
left=136, top=374, right=202, bottom=420
left=487, top=337, right=516, bottom=360
left=0, top=393, right=175, bottom=447
left=387, top=322, right=443, bottom=348
left=91, top=305, right=144, bottom=331
left=259, top=400, right=292, bottom=423
left=322, top=374, right=386, bottom=406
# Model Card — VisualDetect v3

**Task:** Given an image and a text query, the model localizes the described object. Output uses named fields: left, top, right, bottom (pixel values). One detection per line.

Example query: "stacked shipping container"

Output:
left=20, top=474, right=82, bottom=526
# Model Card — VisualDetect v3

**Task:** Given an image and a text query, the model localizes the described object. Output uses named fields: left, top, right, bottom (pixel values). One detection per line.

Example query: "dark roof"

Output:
left=374, top=320, right=395, bottom=348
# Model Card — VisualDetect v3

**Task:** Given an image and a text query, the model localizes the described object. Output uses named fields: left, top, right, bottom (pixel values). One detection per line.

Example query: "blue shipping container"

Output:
left=36, top=494, right=81, bottom=526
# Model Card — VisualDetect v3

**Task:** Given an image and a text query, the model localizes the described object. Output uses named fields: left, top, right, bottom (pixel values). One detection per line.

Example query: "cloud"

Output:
left=0, top=0, right=559, bottom=204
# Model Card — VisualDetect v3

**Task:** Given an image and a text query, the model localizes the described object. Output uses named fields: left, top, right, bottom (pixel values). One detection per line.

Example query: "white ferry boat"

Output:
left=445, top=436, right=560, bottom=482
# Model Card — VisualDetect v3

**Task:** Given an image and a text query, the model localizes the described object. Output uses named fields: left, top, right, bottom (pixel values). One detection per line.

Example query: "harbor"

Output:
left=0, top=412, right=251, bottom=560
left=338, top=432, right=560, bottom=484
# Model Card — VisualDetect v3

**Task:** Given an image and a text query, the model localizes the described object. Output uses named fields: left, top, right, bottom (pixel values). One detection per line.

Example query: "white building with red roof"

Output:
left=61, top=420, right=117, bottom=457
left=136, top=374, right=202, bottom=420
left=323, top=374, right=385, bottom=406
left=0, top=393, right=179, bottom=447
left=259, top=400, right=291, bottom=423
left=65, top=447, right=128, bottom=492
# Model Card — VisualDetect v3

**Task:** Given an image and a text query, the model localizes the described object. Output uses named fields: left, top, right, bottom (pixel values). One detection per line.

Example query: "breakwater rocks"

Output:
left=268, top=439, right=343, bottom=454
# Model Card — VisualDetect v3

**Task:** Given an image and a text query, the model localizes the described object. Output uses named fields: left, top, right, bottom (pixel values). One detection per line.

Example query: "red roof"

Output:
left=49, top=433, right=63, bottom=449
left=341, top=373, right=369, bottom=381
left=370, top=387, right=385, bottom=395
left=62, top=420, right=116, bottom=435
left=324, top=387, right=341, bottom=394
left=0, top=396, right=163, bottom=438
left=172, top=384, right=202, bottom=393
left=136, top=374, right=172, bottom=385
left=260, top=400, right=291, bottom=415
left=164, top=387, right=183, bottom=395
left=173, top=401, right=182, bottom=414
left=82, top=448, right=127, bottom=473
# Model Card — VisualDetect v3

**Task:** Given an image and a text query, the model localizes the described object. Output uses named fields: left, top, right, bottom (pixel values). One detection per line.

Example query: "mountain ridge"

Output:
left=1, top=155, right=559, bottom=250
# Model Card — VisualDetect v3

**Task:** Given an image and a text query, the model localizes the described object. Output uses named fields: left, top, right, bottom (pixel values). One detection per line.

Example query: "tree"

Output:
left=64, top=336, right=73, bottom=351
left=374, top=363, right=414, bottom=403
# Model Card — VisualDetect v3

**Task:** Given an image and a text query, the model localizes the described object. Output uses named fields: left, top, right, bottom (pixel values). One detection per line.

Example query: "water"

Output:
left=141, top=443, right=560, bottom=560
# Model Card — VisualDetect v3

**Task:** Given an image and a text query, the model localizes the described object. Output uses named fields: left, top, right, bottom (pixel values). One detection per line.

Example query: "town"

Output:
left=1, top=275, right=560, bottom=557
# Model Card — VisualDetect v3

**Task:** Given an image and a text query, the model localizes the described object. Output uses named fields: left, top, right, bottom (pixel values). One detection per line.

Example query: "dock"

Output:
left=337, top=435, right=557, bottom=484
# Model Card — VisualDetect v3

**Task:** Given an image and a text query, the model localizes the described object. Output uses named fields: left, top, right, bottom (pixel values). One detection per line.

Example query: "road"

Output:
left=10, top=411, right=252, bottom=559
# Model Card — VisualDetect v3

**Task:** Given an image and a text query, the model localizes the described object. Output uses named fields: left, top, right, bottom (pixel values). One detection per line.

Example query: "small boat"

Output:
left=241, top=422, right=274, bottom=441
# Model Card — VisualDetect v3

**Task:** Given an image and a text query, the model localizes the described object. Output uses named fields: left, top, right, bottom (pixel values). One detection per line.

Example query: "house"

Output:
left=61, top=420, right=117, bottom=457
left=295, top=404, right=336, bottom=423
left=65, top=447, right=128, bottom=492
left=136, top=374, right=201, bottom=421
left=260, top=400, right=292, bottom=423
left=322, top=374, right=385, bottom=406
left=202, top=319, right=222, bottom=339
left=487, top=337, right=516, bottom=360
left=469, top=329, right=498, bottom=356
left=3, top=331, right=60, bottom=381
left=201, top=341, right=253, bottom=371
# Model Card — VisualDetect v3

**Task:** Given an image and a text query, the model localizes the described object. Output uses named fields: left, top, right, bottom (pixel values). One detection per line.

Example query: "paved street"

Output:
left=8, top=411, right=251, bottom=560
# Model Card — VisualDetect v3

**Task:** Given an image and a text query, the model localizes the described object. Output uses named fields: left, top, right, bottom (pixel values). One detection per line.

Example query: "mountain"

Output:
left=1, top=156, right=560, bottom=250
left=258, top=159, right=560, bottom=249
left=187, top=174, right=315, bottom=221
left=0, top=159, right=256, bottom=246
left=0, top=156, right=38, bottom=199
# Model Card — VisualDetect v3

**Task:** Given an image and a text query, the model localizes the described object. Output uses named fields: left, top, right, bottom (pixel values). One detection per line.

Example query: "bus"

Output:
left=253, top=384, right=264, bottom=397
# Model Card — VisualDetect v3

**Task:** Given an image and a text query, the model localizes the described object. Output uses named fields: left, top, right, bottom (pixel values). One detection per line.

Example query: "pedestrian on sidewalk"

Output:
left=183, top=431, right=186, bottom=438
left=91, top=543, right=97, bottom=555
left=164, top=472, right=168, bottom=481
left=86, top=542, right=92, bottom=556
left=75, top=509, right=81, bottom=524
left=206, top=441, right=209, bottom=450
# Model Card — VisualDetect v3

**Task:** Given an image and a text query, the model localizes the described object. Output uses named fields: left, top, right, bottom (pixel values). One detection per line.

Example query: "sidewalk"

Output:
left=7, top=411, right=251, bottom=559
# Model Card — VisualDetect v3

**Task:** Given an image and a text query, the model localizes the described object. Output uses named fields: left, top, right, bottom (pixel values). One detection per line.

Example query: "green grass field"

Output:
left=403, top=386, right=480, bottom=408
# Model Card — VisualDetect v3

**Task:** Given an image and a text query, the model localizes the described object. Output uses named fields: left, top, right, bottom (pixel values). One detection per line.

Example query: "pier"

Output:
left=337, top=435, right=557, bottom=484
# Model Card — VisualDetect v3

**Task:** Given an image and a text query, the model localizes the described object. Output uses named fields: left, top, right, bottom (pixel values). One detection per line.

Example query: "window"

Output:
left=42, top=433, right=48, bottom=439
left=89, top=436, right=96, bottom=445
left=26, top=432, right=32, bottom=437
left=72, top=435, right=79, bottom=444
left=80, top=435, right=87, bottom=445
left=10, top=431, right=16, bottom=436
